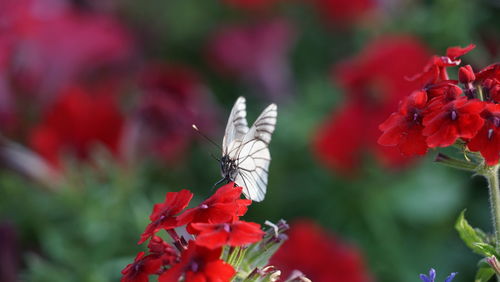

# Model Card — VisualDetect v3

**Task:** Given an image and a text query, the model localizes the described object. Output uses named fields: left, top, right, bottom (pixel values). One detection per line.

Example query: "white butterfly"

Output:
left=219, top=97, right=277, bottom=202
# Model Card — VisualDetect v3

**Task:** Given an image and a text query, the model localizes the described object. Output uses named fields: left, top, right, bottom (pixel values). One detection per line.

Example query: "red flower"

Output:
left=191, top=221, right=265, bottom=249
left=468, top=104, right=500, bottom=165
left=378, top=90, right=429, bottom=156
left=121, top=252, right=162, bottom=282
left=446, top=44, right=476, bottom=61
left=423, top=98, right=485, bottom=148
left=410, top=44, right=476, bottom=85
left=207, top=19, right=295, bottom=100
left=139, top=189, right=193, bottom=244
left=29, top=85, right=124, bottom=167
left=270, top=220, right=371, bottom=282
left=476, top=63, right=500, bottom=103
left=475, top=63, right=500, bottom=82
left=158, top=242, right=235, bottom=282
left=458, top=65, right=475, bottom=84
left=314, top=36, right=431, bottom=174
left=125, top=64, right=217, bottom=163
left=147, top=236, right=179, bottom=266
left=178, top=183, right=252, bottom=233
left=425, top=82, right=462, bottom=107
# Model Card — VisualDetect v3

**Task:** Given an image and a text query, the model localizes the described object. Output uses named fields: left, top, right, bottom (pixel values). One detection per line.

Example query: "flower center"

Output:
left=222, top=223, right=231, bottom=233
left=189, top=261, right=199, bottom=272
left=450, top=110, right=458, bottom=121
left=488, top=128, right=494, bottom=140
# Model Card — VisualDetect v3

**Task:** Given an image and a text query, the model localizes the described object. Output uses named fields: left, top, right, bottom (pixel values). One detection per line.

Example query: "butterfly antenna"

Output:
left=192, top=124, right=222, bottom=151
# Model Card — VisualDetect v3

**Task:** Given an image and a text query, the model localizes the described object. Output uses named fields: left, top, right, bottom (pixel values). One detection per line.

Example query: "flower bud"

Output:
left=458, top=65, right=475, bottom=84
left=491, top=84, right=500, bottom=103
left=487, top=256, right=500, bottom=275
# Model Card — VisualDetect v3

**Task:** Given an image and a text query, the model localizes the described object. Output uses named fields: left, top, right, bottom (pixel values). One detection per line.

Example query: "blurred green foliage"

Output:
left=1, top=0, right=500, bottom=281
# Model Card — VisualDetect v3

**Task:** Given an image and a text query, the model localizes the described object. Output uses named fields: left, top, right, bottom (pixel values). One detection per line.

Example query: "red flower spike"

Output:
left=378, top=90, right=429, bottom=156
left=158, top=242, right=235, bottom=282
left=121, top=252, right=162, bottom=282
left=191, top=221, right=265, bottom=249
left=138, top=190, right=193, bottom=244
left=423, top=98, right=485, bottom=148
left=147, top=236, right=179, bottom=267
left=459, top=65, right=476, bottom=84
left=446, top=44, right=476, bottom=61
left=177, top=183, right=252, bottom=234
left=468, top=104, right=500, bottom=166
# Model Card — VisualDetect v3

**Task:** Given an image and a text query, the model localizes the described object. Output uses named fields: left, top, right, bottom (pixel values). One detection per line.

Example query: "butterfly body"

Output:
left=220, top=155, right=238, bottom=182
left=219, top=97, right=277, bottom=202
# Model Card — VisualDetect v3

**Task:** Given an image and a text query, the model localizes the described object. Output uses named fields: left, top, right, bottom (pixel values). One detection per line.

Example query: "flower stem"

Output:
left=484, top=165, right=500, bottom=250
left=434, top=153, right=478, bottom=172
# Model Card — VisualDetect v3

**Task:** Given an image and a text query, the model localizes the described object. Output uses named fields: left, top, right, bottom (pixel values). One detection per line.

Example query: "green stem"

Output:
left=484, top=165, right=500, bottom=250
left=434, top=153, right=478, bottom=172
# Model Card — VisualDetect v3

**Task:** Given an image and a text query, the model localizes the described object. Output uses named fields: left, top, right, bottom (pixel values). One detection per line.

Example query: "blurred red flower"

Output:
left=0, top=0, right=132, bottom=136
left=312, top=0, right=376, bottom=27
left=0, top=0, right=132, bottom=99
left=207, top=18, right=295, bottom=101
left=313, top=36, right=431, bottom=174
left=270, top=220, right=371, bottom=282
left=124, top=64, right=217, bottom=163
left=158, top=242, right=235, bottom=282
left=29, top=85, right=124, bottom=167
left=191, top=221, right=265, bottom=249
left=222, top=0, right=282, bottom=10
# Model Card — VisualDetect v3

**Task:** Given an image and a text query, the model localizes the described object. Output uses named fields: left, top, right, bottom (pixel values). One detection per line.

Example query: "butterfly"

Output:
left=219, top=97, right=277, bottom=202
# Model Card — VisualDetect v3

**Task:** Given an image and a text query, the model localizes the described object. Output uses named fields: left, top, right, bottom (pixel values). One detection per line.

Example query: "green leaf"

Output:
left=475, top=266, right=495, bottom=282
left=455, top=210, right=493, bottom=256
left=474, top=243, right=499, bottom=257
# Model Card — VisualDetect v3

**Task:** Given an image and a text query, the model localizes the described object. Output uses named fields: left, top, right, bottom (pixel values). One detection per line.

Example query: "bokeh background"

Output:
left=0, top=0, right=499, bottom=281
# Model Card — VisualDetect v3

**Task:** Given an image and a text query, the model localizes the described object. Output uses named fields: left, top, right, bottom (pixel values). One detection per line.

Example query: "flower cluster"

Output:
left=379, top=44, right=500, bottom=166
left=121, top=183, right=291, bottom=282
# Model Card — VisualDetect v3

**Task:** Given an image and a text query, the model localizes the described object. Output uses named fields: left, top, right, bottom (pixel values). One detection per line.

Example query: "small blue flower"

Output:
left=419, top=268, right=457, bottom=282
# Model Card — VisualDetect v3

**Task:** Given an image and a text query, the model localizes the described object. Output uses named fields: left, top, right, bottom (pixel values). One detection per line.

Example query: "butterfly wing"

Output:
left=234, top=103, right=277, bottom=202
left=223, top=97, right=249, bottom=156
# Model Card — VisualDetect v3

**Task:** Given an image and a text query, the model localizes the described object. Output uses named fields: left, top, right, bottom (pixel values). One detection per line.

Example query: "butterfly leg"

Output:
left=212, top=177, right=229, bottom=190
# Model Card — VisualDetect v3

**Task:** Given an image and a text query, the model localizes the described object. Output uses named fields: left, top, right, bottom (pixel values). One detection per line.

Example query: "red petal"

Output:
left=446, top=44, right=476, bottom=60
